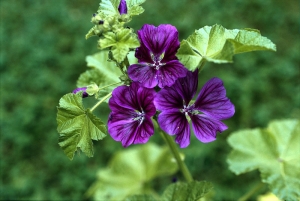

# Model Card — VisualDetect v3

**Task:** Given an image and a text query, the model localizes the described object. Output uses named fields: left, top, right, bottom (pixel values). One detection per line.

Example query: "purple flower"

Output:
left=73, top=87, right=88, bottom=98
left=108, top=82, right=156, bottom=147
left=154, top=71, right=235, bottom=148
left=118, top=0, right=128, bottom=15
left=128, top=24, right=188, bottom=88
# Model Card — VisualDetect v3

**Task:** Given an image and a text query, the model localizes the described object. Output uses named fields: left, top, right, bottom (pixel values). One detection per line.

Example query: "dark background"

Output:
left=1, top=0, right=299, bottom=200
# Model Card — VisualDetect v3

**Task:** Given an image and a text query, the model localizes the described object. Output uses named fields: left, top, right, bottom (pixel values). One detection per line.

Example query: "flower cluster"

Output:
left=107, top=24, right=235, bottom=148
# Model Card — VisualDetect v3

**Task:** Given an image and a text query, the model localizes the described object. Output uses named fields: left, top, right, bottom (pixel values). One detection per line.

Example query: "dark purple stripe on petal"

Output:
left=128, top=63, right=158, bottom=88
left=111, top=84, right=139, bottom=110
left=137, top=24, right=180, bottom=57
left=158, top=111, right=188, bottom=136
left=194, top=77, right=235, bottom=120
left=172, top=70, right=198, bottom=104
left=157, top=60, right=188, bottom=88
left=118, top=0, right=128, bottom=15
left=154, top=86, right=184, bottom=111
left=175, top=123, right=191, bottom=148
left=190, top=114, right=228, bottom=143
left=137, top=86, right=156, bottom=116
left=108, top=119, right=137, bottom=146
left=137, top=116, right=154, bottom=138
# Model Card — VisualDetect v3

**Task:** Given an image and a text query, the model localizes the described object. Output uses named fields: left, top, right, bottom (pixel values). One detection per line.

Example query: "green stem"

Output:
left=98, top=81, right=122, bottom=90
left=198, top=59, right=206, bottom=72
left=158, top=129, right=193, bottom=182
left=237, top=182, right=265, bottom=201
left=90, top=92, right=112, bottom=112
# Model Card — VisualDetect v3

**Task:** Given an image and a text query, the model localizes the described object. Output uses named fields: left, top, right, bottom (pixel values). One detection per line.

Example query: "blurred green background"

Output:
left=1, top=0, right=299, bottom=200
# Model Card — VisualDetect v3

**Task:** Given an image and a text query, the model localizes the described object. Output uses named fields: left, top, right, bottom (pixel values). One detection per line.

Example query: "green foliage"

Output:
left=57, top=93, right=107, bottom=160
left=77, top=50, right=122, bottom=101
left=98, top=28, right=140, bottom=62
left=125, top=181, right=213, bottom=201
left=161, top=181, right=213, bottom=201
left=99, top=0, right=146, bottom=16
left=2, top=0, right=299, bottom=200
left=177, top=24, right=276, bottom=71
left=227, top=119, right=300, bottom=200
left=87, top=143, right=179, bottom=200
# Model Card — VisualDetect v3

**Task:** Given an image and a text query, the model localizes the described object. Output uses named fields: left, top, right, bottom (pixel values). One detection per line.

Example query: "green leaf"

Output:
left=57, top=93, right=107, bottom=160
left=77, top=51, right=122, bottom=101
left=99, top=0, right=119, bottom=16
left=127, top=0, right=146, bottom=16
left=98, top=28, right=140, bottom=62
left=161, top=181, right=213, bottom=201
left=227, top=119, right=300, bottom=200
left=98, top=0, right=146, bottom=17
left=125, top=194, right=156, bottom=201
left=87, top=143, right=178, bottom=200
left=177, top=24, right=276, bottom=70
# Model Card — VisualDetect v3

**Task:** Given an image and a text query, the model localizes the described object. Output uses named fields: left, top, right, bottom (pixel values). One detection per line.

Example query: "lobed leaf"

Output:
left=57, top=93, right=107, bottom=160
left=227, top=119, right=300, bottom=200
left=125, top=194, right=156, bottom=201
left=99, top=0, right=119, bottom=16
left=88, top=143, right=179, bottom=200
left=177, top=24, right=276, bottom=71
left=98, top=29, right=140, bottom=62
left=161, top=181, right=213, bottom=201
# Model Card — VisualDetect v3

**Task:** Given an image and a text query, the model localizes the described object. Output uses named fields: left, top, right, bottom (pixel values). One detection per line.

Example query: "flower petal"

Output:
left=191, top=114, right=228, bottom=143
left=137, top=24, right=179, bottom=57
left=137, top=87, right=156, bottom=116
left=108, top=98, right=136, bottom=121
left=118, top=0, right=127, bottom=15
left=172, top=70, right=198, bottom=104
left=157, top=60, right=188, bottom=88
left=154, top=86, right=183, bottom=111
left=137, top=116, right=154, bottom=138
left=108, top=119, right=138, bottom=147
left=128, top=63, right=158, bottom=88
left=175, top=123, right=191, bottom=148
left=194, top=77, right=235, bottom=120
left=158, top=111, right=188, bottom=136
left=111, top=84, right=139, bottom=110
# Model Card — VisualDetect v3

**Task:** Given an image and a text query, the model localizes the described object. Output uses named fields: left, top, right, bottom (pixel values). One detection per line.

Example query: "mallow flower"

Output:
left=108, top=82, right=156, bottom=147
left=128, top=24, right=187, bottom=88
left=154, top=71, right=235, bottom=148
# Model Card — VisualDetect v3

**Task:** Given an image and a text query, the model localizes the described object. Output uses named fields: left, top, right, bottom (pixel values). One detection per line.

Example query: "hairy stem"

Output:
left=158, top=129, right=193, bottom=182
left=90, top=92, right=112, bottom=112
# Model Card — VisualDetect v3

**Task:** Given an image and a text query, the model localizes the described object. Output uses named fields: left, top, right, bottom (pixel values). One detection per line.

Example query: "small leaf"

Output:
left=98, top=0, right=119, bottom=16
left=57, top=93, right=107, bottom=160
left=98, top=29, right=140, bottom=62
left=127, top=0, right=146, bottom=16
left=88, top=143, right=178, bottom=200
left=227, top=119, right=300, bottom=200
left=177, top=24, right=276, bottom=70
left=161, top=181, right=213, bottom=201
left=77, top=51, right=123, bottom=101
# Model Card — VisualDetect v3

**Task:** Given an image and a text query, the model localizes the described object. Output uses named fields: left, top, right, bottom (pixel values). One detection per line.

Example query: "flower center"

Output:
left=180, top=103, right=202, bottom=120
left=150, top=53, right=165, bottom=70
left=133, top=110, right=145, bottom=125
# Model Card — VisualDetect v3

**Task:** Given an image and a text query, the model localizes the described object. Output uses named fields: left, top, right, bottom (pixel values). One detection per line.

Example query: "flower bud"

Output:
left=73, top=87, right=88, bottom=98
left=118, top=0, right=128, bottom=15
